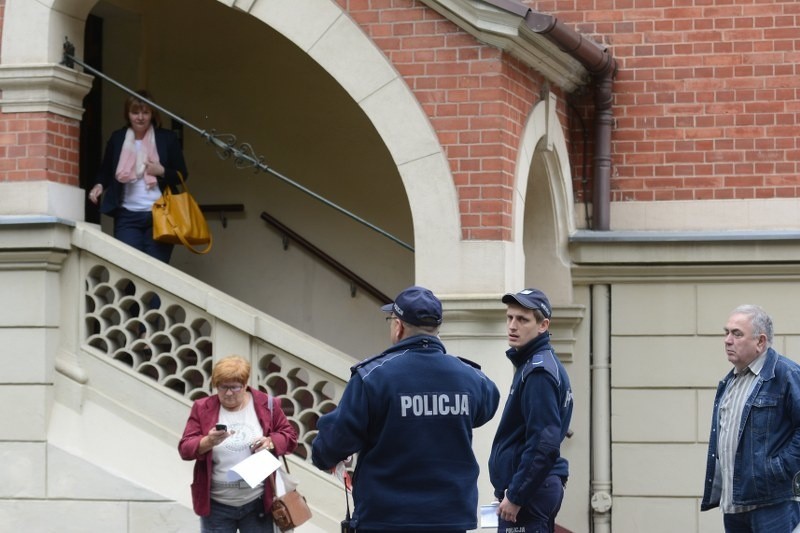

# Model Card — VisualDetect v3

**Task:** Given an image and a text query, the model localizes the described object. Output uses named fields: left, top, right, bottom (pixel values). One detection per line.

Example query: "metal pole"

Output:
left=61, top=38, right=414, bottom=252
left=590, top=284, right=613, bottom=533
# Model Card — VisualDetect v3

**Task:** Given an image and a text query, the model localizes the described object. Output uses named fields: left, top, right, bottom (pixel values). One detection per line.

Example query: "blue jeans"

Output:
left=114, top=208, right=173, bottom=263
left=201, top=497, right=273, bottom=533
left=723, top=501, right=800, bottom=533
left=497, top=474, right=565, bottom=533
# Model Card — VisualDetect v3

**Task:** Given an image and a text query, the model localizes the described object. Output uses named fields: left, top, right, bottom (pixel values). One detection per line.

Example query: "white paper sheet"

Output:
left=479, top=502, right=499, bottom=528
left=228, top=450, right=282, bottom=488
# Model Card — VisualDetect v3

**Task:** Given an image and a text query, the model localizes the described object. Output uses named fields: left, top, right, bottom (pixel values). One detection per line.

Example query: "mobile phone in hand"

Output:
left=215, top=424, right=227, bottom=431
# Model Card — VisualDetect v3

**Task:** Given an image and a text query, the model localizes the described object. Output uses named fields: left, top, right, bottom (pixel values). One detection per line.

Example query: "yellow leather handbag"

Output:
left=152, top=171, right=212, bottom=254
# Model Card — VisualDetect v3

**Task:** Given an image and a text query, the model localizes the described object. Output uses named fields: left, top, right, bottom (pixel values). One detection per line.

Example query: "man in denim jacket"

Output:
left=701, top=304, right=800, bottom=532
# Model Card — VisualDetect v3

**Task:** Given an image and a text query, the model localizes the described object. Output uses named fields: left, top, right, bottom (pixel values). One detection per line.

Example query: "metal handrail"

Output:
left=261, top=211, right=391, bottom=304
left=199, top=204, right=244, bottom=229
left=60, top=37, right=414, bottom=252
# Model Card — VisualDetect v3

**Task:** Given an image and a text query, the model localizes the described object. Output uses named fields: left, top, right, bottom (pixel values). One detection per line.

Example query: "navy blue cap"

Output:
left=381, top=286, right=443, bottom=327
left=502, top=288, right=552, bottom=319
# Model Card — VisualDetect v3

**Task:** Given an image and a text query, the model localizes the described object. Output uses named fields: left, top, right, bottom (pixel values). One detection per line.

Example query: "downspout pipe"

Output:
left=523, top=11, right=617, bottom=230
left=479, top=0, right=618, bottom=230
left=590, top=284, right=613, bottom=533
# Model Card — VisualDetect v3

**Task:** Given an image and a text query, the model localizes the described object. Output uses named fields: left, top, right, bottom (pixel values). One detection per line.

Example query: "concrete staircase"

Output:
left=1, top=219, right=349, bottom=532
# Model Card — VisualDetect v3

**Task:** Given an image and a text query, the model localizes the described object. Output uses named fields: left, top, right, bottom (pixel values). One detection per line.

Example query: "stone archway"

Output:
left=225, top=1, right=467, bottom=288
left=0, top=0, right=470, bottom=287
left=513, top=92, right=576, bottom=300
left=1, top=0, right=586, bottom=297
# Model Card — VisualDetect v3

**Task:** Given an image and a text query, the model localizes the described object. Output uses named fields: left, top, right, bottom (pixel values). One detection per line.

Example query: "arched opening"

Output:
left=78, top=0, right=443, bottom=357
left=513, top=97, right=575, bottom=301
left=522, top=145, right=573, bottom=301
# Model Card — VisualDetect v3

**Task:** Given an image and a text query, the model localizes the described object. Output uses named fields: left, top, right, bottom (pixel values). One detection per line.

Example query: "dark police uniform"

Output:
left=488, top=330, right=573, bottom=533
left=312, top=334, right=500, bottom=532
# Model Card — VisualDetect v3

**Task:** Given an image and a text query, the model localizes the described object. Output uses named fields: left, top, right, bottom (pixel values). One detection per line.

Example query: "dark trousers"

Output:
left=201, top=497, right=272, bottom=533
left=497, top=474, right=565, bottom=533
left=114, top=208, right=173, bottom=263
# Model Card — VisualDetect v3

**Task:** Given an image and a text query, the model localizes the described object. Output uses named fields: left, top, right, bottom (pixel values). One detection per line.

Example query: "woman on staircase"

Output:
left=87, top=90, right=188, bottom=263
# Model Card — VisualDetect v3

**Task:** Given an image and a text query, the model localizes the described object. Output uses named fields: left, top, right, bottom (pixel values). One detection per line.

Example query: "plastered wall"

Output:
left=609, top=280, right=800, bottom=533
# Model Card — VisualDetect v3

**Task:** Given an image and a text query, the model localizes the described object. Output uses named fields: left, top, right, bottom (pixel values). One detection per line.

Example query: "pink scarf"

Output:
left=115, top=126, right=160, bottom=189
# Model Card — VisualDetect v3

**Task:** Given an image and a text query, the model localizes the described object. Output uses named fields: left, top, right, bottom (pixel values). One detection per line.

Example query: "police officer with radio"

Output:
left=312, top=285, right=500, bottom=533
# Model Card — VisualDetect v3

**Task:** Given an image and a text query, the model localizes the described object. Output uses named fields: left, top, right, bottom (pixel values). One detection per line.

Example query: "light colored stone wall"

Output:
left=0, top=220, right=346, bottom=532
left=0, top=228, right=64, bottom=529
left=608, top=279, right=800, bottom=533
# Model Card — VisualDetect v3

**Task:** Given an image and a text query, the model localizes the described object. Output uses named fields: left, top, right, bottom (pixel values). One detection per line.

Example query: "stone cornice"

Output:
left=0, top=216, right=73, bottom=271
left=440, top=295, right=585, bottom=362
left=0, top=63, right=94, bottom=120
left=421, top=0, right=588, bottom=91
left=570, top=230, right=800, bottom=283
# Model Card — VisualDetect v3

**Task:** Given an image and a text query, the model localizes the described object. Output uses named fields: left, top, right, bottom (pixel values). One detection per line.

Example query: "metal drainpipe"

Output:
left=519, top=11, right=617, bottom=528
left=522, top=11, right=618, bottom=230
left=526, top=13, right=618, bottom=530
left=590, top=284, right=613, bottom=533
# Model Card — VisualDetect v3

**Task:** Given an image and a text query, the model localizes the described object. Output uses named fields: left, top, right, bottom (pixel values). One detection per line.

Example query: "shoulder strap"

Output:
left=520, top=349, right=560, bottom=385
left=163, top=172, right=213, bottom=254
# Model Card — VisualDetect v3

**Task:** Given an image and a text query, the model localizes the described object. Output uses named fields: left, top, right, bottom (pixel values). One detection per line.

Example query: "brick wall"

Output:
left=0, top=0, right=80, bottom=187
left=535, top=0, right=800, bottom=201
left=0, top=112, right=81, bottom=185
left=6, top=1, right=790, bottom=228
left=341, top=0, right=799, bottom=207
left=337, top=0, right=564, bottom=240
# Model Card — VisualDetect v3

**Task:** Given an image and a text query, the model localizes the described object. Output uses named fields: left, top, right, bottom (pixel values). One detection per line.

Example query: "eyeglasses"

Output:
left=218, top=384, right=244, bottom=393
left=385, top=316, right=398, bottom=322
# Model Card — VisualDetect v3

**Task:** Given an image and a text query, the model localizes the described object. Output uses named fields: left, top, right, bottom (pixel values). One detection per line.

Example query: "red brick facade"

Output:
left=337, top=0, right=561, bottom=240
left=0, top=1, right=80, bottom=187
left=1, top=1, right=797, bottom=228
left=0, top=112, right=81, bottom=186
left=538, top=0, right=800, bottom=201
left=340, top=0, right=800, bottom=210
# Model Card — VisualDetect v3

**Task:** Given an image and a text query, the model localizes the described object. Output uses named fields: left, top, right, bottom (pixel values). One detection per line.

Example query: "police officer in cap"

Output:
left=488, top=288, right=573, bottom=533
left=312, top=285, right=500, bottom=533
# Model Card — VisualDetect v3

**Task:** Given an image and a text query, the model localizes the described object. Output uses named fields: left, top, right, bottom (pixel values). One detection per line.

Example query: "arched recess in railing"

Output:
left=83, top=264, right=215, bottom=397
left=254, top=349, right=343, bottom=461
left=82, top=260, right=348, bottom=464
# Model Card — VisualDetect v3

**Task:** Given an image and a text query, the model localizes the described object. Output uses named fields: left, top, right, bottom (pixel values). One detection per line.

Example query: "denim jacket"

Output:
left=701, top=348, right=800, bottom=511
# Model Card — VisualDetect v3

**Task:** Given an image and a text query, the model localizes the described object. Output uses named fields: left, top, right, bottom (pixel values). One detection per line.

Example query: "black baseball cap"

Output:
left=381, top=286, right=443, bottom=327
left=502, top=288, right=552, bottom=319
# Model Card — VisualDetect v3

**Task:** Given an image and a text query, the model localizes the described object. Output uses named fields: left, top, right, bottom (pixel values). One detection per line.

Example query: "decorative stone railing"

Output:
left=79, top=229, right=352, bottom=462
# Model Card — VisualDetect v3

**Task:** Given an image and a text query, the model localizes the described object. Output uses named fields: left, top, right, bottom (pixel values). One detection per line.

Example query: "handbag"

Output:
left=270, top=456, right=312, bottom=532
left=152, top=171, right=212, bottom=254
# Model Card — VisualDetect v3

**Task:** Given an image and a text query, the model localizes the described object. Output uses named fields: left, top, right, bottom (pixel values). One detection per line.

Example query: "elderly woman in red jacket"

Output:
left=179, top=355, right=297, bottom=532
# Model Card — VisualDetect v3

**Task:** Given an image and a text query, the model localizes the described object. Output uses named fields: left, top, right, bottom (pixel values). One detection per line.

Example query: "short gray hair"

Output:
left=731, top=304, right=773, bottom=346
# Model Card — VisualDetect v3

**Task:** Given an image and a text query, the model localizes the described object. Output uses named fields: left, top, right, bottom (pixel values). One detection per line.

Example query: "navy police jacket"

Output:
left=311, top=334, right=500, bottom=531
left=488, top=331, right=573, bottom=505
